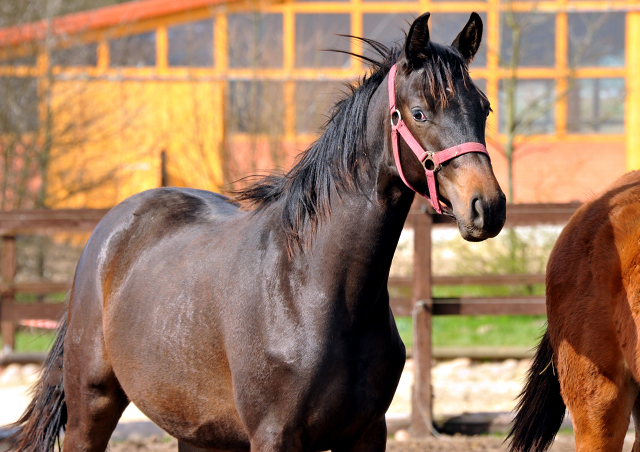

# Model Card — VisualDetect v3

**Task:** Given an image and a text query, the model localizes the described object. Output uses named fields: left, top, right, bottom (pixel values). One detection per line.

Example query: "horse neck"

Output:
left=308, top=77, right=414, bottom=304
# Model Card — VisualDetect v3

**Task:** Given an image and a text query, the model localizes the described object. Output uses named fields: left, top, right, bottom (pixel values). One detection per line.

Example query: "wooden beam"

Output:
left=390, top=296, right=547, bottom=316
left=432, top=296, right=547, bottom=316
left=390, top=274, right=546, bottom=287
left=411, top=200, right=433, bottom=436
left=1, top=236, right=16, bottom=351
left=433, top=274, right=546, bottom=286
left=0, top=208, right=108, bottom=234
left=2, top=303, right=66, bottom=322
left=412, top=202, right=581, bottom=227
left=390, top=297, right=412, bottom=317
left=0, top=281, right=70, bottom=295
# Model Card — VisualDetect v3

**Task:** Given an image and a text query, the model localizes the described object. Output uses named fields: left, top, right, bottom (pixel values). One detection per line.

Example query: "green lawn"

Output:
left=391, top=282, right=547, bottom=351
left=395, top=315, right=546, bottom=350
left=433, top=283, right=545, bottom=298
left=8, top=314, right=547, bottom=354
left=13, top=329, right=57, bottom=353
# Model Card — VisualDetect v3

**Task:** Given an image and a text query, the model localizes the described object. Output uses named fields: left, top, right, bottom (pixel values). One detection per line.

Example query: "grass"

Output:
left=7, top=315, right=546, bottom=354
left=433, top=283, right=545, bottom=298
left=5, top=296, right=547, bottom=354
left=13, top=329, right=57, bottom=353
left=392, top=283, right=547, bottom=351
left=2, top=295, right=66, bottom=352
left=15, top=292, right=68, bottom=303
left=396, top=315, right=546, bottom=351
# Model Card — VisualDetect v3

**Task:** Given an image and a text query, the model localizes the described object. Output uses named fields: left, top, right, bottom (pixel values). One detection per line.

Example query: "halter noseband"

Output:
left=387, top=64, right=490, bottom=214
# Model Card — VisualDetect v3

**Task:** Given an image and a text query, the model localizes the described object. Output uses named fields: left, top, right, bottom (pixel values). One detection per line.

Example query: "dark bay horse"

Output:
left=509, top=170, right=640, bottom=452
left=7, top=12, right=505, bottom=452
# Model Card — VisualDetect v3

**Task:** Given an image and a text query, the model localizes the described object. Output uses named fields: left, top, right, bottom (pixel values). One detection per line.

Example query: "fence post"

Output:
left=1, top=235, right=16, bottom=353
left=411, top=203, right=433, bottom=436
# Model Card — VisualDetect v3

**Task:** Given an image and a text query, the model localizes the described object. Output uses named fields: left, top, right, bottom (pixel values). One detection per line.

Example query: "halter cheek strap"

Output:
left=387, top=64, right=490, bottom=214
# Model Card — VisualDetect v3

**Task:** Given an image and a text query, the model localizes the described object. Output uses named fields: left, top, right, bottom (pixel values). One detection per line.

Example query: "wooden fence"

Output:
left=0, top=202, right=581, bottom=435
left=389, top=199, right=580, bottom=435
left=0, top=209, right=109, bottom=350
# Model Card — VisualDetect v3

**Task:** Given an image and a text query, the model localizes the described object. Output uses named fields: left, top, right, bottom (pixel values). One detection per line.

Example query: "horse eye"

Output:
left=412, top=109, right=427, bottom=122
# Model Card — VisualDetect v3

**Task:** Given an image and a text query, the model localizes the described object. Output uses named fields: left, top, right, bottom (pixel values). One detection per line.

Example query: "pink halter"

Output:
left=387, top=64, right=490, bottom=214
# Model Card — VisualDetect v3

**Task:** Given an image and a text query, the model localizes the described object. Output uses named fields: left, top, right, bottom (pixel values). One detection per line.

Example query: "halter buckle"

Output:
left=422, top=153, right=441, bottom=172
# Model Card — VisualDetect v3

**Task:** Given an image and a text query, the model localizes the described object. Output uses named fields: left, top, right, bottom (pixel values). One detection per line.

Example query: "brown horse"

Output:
left=509, top=170, right=640, bottom=452
left=5, top=12, right=505, bottom=452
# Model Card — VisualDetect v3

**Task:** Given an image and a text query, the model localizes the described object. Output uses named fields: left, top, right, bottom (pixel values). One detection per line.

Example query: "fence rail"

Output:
left=392, top=200, right=580, bottom=435
left=0, top=209, right=107, bottom=350
left=0, top=201, right=581, bottom=435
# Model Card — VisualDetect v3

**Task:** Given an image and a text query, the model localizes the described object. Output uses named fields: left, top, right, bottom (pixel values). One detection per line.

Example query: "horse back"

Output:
left=86, top=188, right=237, bottom=296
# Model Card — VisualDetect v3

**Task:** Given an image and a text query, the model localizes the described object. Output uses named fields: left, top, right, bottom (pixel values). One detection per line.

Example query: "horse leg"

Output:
left=178, top=441, right=227, bottom=452
left=248, top=429, right=303, bottom=452
left=630, top=389, right=640, bottom=452
left=62, top=298, right=129, bottom=451
left=557, top=342, right=635, bottom=452
left=333, top=419, right=387, bottom=452
left=63, top=340, right=129, bottom=451
left=178, top=441, right=206, bottom=452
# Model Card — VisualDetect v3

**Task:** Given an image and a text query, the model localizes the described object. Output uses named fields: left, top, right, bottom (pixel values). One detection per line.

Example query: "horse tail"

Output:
left=507, top=329, right=566, bottom=452
left=4, top=312, right=68, bottom=452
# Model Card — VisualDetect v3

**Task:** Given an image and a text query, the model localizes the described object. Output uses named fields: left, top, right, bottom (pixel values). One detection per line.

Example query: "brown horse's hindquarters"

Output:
left=555, top=338, right=638, bottom=452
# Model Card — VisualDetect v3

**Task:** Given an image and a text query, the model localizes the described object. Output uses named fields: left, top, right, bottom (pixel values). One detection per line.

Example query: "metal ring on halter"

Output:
left=391, top=109, right=401, bottom=127
left=422, top=153, right=441, bottom=172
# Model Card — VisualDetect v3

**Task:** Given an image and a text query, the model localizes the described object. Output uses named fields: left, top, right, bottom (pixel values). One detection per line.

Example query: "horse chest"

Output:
left=230, top=311, right=405, bottom=447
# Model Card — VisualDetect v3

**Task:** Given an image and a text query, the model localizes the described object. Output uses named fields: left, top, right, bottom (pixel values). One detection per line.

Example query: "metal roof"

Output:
left=0, top=0, right=232, bottom=47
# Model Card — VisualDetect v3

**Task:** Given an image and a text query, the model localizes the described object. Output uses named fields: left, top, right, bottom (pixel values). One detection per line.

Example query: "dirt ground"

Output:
left=108, top=434, right=636, bottom=452
left=4, top=359, right=638, bottom=452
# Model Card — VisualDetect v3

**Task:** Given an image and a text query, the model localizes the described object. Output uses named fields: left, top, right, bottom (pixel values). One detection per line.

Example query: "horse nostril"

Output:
left=470, top=195, right=485, bottom=227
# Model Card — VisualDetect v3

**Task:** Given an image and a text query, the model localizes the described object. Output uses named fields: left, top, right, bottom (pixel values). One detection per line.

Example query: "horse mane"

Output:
left=233, top=37, right=468, bottom=252
left=417, top=41, right=469, bottom=108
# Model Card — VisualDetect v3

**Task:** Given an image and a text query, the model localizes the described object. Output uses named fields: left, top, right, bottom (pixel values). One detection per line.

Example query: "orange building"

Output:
left=0, top=0, right=637, bottom=206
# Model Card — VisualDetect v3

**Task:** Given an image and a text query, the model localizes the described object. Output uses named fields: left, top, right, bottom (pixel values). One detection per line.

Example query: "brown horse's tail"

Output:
left=4, top=313, right=67, bottom=452
left=507, top=329, right=566, bottom=452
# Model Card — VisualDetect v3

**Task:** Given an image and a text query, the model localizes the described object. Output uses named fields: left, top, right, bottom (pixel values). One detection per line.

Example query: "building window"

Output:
left=362, top=13, right=415, bottom=62
left=473, top=78, right=487, bottom=95
left=227, top=81, right=284, bottom=134
left=500, top=13, right=555, bottom=67
left=295, top=81, right=345, bottom=134
left=110, top=31, right=156, bottom=67
left=228, top=13, right=283, bottom=68
left=568, top=13, right=625, bottom=67
left=0, top=77, right=39, bottom=133
left=433, top=0, right=485, bottom=4
left=0, top=54, right=37, bottom=66
left=51, top=43, right=98, bottom=67
left=168, top=20, right=214, bottom=67
left=430, top=13, right=487, bottom=68
left=567, top=78, right=624, bottom=133
left=295, top=14, right=350, bottom=68
left=499, top=79, right=555, bottom=134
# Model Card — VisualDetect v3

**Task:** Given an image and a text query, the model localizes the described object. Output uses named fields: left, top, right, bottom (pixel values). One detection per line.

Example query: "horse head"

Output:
left=391, top=12, right=506, bottom=241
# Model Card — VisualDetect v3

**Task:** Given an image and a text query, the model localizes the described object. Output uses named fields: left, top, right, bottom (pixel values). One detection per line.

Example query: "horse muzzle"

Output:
left=459, top=191, right=506, bottom=241
left=439, top=155, right=506, bottom=242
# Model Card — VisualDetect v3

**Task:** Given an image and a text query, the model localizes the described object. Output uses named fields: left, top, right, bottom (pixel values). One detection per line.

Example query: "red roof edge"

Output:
left=0, top=0, right=228, bottom=49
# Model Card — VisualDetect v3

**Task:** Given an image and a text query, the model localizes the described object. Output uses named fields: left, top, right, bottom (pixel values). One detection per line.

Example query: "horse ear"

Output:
left=404, top=12, right=431, bottom=68
left=451, top=12, right=483, bottom=63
